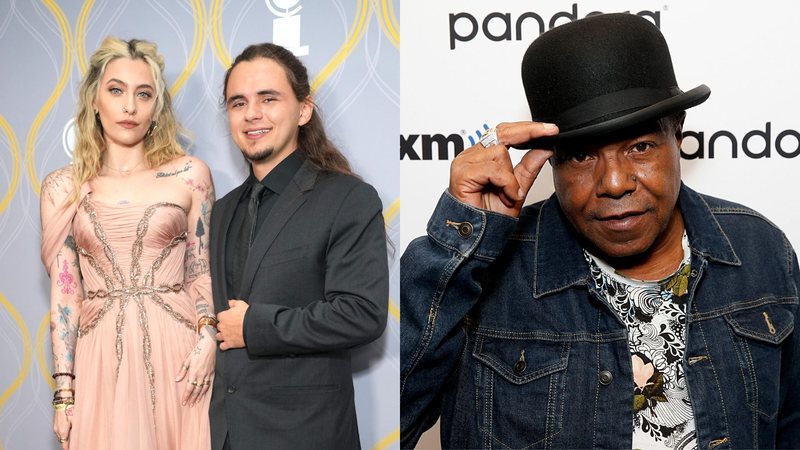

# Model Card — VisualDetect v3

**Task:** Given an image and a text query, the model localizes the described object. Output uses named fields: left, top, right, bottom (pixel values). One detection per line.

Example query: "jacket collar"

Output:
left=530, top=183, right=740, bottom=298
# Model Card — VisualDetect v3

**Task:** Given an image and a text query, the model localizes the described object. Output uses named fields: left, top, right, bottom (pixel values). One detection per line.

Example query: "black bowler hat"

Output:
left=518, top=13, right=710, bottom=149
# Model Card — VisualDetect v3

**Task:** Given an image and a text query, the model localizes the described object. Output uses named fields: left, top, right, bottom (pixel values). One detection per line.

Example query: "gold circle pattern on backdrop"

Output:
left=4, top=1, right=400, bottom=448
left=25, top=0, right=72, bottom=196
left=0, top=293, right=32, bottom=414
left=0, top=115, right=21, bottom=215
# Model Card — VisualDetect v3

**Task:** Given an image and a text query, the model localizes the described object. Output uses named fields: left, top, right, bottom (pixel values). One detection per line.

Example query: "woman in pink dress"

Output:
left=40, top=37, right=216, bottom=449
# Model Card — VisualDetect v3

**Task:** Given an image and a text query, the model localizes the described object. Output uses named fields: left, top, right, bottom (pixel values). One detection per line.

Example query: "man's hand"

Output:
left=216, top=299, right=249, bottom=350
left=449, top=121, right=557, bottom=217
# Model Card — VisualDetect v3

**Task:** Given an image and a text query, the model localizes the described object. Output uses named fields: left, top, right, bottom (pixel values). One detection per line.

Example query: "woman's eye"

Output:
left=137, top=91, right=152, bottom=99
left=109, top=87, right=122, bottom=94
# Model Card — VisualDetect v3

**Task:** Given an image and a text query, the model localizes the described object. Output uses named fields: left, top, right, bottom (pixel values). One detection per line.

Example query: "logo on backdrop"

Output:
left=63, top=118, right=76, bottom=159
left=266, top=0, right=309, bottom=56
left=682, top=123, right=800, bottom=159
left=401, top=123, right=486, bottom=160
left=449, top=3, right=661, bottom=50
left=401, top=123, right=800, bottom=160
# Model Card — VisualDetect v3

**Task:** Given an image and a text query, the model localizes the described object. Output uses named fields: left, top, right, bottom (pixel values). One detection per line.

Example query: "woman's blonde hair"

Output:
left=70, top=36, right=185, bottom=202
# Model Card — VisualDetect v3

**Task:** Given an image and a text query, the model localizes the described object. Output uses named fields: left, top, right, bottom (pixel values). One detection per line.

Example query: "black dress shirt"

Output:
left=225, top=150, right=306, bottom=298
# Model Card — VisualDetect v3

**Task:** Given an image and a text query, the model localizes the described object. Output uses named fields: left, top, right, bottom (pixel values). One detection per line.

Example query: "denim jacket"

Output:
left=400, top=184, right=800, bottom=449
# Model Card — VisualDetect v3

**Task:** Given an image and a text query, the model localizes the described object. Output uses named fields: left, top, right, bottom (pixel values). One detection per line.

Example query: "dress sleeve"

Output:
left=40, top=168, right=91, bottom=276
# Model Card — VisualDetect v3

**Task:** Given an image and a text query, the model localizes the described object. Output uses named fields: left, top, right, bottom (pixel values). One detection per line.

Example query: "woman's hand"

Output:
left=53, top=407, right=72, bottom=449
left=175, top=327, right=216, bottom=407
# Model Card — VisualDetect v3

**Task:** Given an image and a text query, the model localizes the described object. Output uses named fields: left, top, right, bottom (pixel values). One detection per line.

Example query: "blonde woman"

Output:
left=40, top=37, right=215, bottom=449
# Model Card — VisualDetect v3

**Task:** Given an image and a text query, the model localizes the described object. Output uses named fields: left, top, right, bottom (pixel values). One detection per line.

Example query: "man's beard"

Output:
left=242, top=146, right=274, bottom=163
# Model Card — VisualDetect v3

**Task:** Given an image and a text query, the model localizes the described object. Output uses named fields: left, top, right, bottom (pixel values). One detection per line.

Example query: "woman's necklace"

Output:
left=103, top=159, right=145, bottom=176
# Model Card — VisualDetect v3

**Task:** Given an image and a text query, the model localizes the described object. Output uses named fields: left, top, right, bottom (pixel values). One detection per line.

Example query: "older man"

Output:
left=400, top=13, right=799, bottom=449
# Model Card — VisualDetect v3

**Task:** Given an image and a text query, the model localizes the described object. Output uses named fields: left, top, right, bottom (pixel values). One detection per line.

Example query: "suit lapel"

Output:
left=239, top=161, right=318, bottom=299
left=211, top=182, right=248, bottom=308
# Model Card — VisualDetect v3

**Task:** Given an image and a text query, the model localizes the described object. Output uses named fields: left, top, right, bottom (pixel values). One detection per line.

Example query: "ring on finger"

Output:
left=479, top=127, right=498, bottom=148
left=190, top=380, right=199, bottom=386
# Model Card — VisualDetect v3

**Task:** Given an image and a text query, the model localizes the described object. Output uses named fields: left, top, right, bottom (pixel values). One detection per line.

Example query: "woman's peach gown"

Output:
left=42, top=184, right=211, bottom=449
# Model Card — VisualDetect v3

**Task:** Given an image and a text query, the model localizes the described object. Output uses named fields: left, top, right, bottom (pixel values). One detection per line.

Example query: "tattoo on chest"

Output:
left=156, top=161, right=192, bottom=178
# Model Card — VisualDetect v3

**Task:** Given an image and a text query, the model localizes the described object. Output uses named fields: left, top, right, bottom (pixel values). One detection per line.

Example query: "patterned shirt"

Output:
left=585, top=232, right=698, bottom=450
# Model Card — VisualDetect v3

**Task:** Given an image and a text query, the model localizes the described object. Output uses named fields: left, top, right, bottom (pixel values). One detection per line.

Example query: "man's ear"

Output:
left=299, top=96, right=313, bottom=126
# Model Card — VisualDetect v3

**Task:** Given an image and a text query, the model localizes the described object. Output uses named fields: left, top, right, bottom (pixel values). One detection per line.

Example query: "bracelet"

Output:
left=197, top=315, right=218, bottom=334
left=53, top=403, right=75, bottom=413
left=52, top=372, right=75, bottom=380
left=52, top=398, right=75, bottom=408
left=54, top=388, right=75, bottom=397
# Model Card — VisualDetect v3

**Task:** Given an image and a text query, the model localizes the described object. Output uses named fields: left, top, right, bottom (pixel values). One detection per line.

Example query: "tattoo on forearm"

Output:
left=195, top=217, right=205, bottom=254
left=57, top=258, right=77, bottom=295
left=57, top=305, right=78, bottom=362
left=64, top=236, right=81, bottom=269
left=156, top=161, right=192, bottom=178
left=195, top=296, right=211, bottom=317
left=187, top=259, right=209, bottom=281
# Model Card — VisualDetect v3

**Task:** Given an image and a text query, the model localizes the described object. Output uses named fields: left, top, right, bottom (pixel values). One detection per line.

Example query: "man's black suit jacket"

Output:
left=209, top=159, right=389, bottom=450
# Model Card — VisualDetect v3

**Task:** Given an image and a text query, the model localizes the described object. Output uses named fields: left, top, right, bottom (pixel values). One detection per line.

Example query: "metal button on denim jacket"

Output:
left=400, top=185, right=800, bottom=449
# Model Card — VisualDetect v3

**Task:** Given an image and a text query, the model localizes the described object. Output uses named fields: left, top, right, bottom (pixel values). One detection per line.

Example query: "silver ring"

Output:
left=479, top=127, right=498, bottom=148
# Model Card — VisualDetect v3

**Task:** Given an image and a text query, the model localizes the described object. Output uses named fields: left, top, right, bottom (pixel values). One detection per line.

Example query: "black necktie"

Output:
left=246, top=183, right=267, bottom=247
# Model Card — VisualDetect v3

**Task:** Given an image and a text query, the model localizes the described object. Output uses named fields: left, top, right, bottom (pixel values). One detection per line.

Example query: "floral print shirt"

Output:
left=585, top=232, right=698, bottom=450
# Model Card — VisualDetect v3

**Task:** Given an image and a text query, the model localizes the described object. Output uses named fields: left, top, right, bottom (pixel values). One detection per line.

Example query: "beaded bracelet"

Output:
left=54, top=388, right=74, bottom=397
left=51, top=372, right=75, bottom=380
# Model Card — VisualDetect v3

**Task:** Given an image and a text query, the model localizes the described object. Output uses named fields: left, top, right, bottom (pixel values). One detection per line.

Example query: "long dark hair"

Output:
left=223, top=43, right=354, bottom=176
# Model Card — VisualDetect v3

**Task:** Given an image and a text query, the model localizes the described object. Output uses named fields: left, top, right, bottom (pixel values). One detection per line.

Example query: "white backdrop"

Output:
left=400, top=1, right=799, bottom=447
left=0, top=1, right=399, bottom=449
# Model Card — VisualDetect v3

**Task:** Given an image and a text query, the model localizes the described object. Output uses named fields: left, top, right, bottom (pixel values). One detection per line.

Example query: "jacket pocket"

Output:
left=473, top=333, right=570, bottom=449
left=724, top=303, right=795, bottom=420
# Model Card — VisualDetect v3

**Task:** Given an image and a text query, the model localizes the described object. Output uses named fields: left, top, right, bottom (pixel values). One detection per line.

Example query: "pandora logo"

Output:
left=448, top=3, right=661, bottom=50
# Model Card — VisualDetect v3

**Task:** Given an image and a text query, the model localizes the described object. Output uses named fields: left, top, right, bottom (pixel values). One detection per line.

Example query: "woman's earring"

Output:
left=146, top=121, right=158, bottom=137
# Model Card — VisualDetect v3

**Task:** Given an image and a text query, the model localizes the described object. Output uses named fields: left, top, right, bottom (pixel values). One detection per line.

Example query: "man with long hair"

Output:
left=208, top=43, right=389, bottom=449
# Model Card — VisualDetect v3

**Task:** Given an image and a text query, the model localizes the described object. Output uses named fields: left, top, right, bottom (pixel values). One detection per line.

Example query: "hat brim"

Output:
left=514, top=84, right=711, bottom=150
